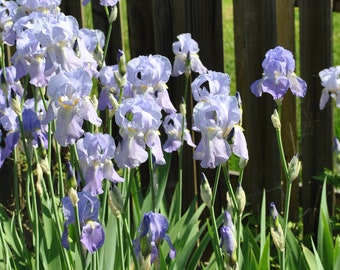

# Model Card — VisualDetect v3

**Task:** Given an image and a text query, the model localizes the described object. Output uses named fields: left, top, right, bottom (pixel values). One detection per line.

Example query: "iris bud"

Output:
left=288, top=154, right=301, bottom=182
left=271, top=109, right=281, bottom=130
left=200, top=173, right=212, bottom=208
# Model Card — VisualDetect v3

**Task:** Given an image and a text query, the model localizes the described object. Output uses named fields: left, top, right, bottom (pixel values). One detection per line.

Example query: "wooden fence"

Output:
left=0, top=0, right=336, bottom=236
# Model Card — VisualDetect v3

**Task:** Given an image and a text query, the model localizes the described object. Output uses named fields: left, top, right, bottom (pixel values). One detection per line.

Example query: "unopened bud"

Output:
left=288, top=154, right=301, bottom=182
left=226, top=191, right=234, bottom=213
left=109, top=5, right=118, bottom=23
left=11, top=95, right=21, bottom=116
left=114, top=71, right=126, bottom=89
left=200, top=173, right=212, bottom=208
left=271, top=109, right=281, bottom=130
left=117, top=49, right=126, bottom=76
left=109, top=185, right=124, bottom=217
left=236, top=184, right=246, bottom=215
left=66, top=162, right=77, bottom=189
left=179, top=97, right=186, bottom=117
left=270, top=222, right=285, bottom=252
left=68, top=187, right=79, bottom=206
left=269, top=202, right=285, bottom=251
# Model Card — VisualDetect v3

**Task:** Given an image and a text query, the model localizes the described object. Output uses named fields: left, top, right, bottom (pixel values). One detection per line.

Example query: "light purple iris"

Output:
left=0, top=1, right=18, bottom=46
left=162, top=113, right=195, bottom=153
left=76, top=132, right=124, bottom=195
left=220, top=211, right=236, bottom=258
left=61, top=191, right=105, bottom=253
left=172, top=33, right=207, bottom=76
left=115, top=95, right=165, bottom=168
left=133, top=211, right=176, bottom=264
left=11, top=11, right=103, bottom=86
left=319, top=66, right=340, bottom=109
left=83, top=0, right=119, bottom=6
left=43, top=69, right=102, bottom=147
left=127, top=54, right=176, bottom=113
left=191, top=70, right=231, bottom=102
left=16, top=0, right=62, bottom=11
left=192, top=95, right=248, bottom=168
left=98, top=65, right=133, bottom=111
left=251, top=46, right=307, bottom=100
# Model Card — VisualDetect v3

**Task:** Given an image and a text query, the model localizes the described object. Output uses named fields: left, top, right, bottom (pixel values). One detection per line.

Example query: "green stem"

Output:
left=117, top=217, right=125, bottom=270
left=74, top=205, right=86, bottom=269
left=122, top=215, right=138, bottom=268
left=102, top=7, right=113, bottom=65
left=222, top=166, right=238, bottom=212
left=13, top=148, right=24, bottom=239
left=148, top=148, right=155, bottom=211
left=209, top=165, right=225, bottom=269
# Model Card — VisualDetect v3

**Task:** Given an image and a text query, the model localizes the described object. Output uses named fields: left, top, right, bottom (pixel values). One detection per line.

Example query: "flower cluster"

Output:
left=0, top=0, right=247, bottom=258
left=191, top=71, right=248, bottom=168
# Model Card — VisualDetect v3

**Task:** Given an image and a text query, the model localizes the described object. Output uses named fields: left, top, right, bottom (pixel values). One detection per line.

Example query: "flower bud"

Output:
left=271, top=109, right=281, bottom=130
left=269, top=202, right=285, bottom=251
left=179, top=97, right=186, bottom=117
left=66, top=161, right=77, bottom=189
left=288, top=154, right=301, bottom=182
left=11, top=94, right=21, bottom=116
left=109, top=185, right=124, bottom=217
left=270, top=222, right=285, bottom=252
left=200, top=173, right=212, bottom=208
left=109, top=5, right=118, bottom=23
left=117, top=49, right=126, bottom=76
left=236, top=183, right=246, bottom=215
left=226, top=191, right=234, bottom=213
left=68, top=187, right=79, bottom=206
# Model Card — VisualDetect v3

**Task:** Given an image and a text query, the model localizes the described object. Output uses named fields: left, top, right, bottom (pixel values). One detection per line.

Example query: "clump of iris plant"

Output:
left=250, top=46, right=307, bottom=102
left=61, top=191, right=105, bottom=253
left=133, top=211, right=176, bottom=268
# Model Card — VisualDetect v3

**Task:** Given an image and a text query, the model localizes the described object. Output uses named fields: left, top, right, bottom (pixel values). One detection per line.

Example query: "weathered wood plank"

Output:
left=299, top=0, right=333, bottom=235
left=276, top=0, right=299, bottom=221
left=233, top=0, right=281, bottom=213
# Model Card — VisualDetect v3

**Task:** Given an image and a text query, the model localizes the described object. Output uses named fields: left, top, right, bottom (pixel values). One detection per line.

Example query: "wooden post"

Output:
left=299, top=0, right=333, bottom=235
left=233, top=0, right=281, bottom=213
left=276, top=0, right=299, bottom=221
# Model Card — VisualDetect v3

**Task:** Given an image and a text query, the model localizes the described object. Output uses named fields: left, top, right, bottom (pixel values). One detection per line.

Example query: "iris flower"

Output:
left=191, top=70, right=231, bottom=102
left=115, top=95, right=165, bottom=168
left=76, top=132, right=124, bottom=195
left=162, top=113, right=195, bottom=153
left=43, top=69, right=102, bottom=146
left=319, top=66, right=340, bottom=109
left=251, top=46, right=307, bottom=100
left=133, top=211, right=176, bottom=265
left=192, top=94, right=248, bottom=168
left=61, top=191, right=105, bottom=253
left=127, top=54, right=176, bottom=113
left=172, top=33, right=207, bottom=76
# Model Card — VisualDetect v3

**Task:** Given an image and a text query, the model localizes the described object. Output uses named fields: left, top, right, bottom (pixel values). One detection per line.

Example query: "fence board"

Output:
left=233, top=0, right=281, bottom=214
left=276, top=0, right=299, bottom=221
left=299, top=0, right=333, bottom=235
